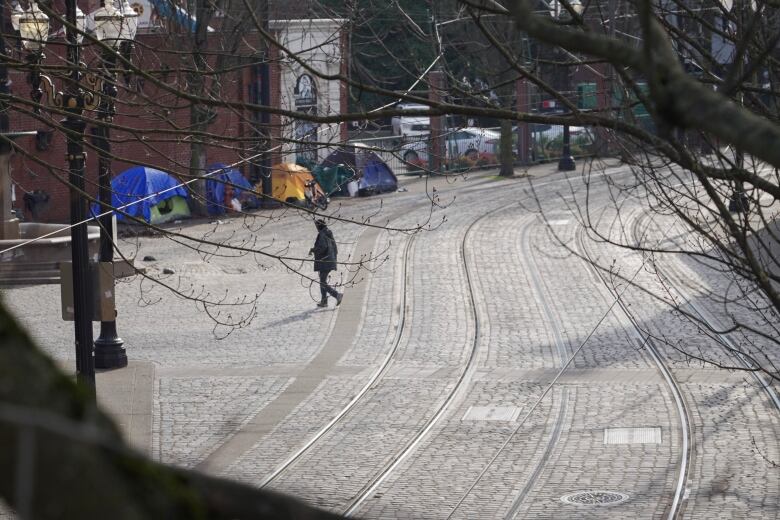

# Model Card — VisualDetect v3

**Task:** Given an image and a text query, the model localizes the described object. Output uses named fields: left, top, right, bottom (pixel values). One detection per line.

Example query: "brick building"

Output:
left=8, top=2, right=346, bottom=223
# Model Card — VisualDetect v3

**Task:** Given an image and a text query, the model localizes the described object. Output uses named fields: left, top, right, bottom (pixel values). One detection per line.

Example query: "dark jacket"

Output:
left=312, top=227, right=337, bottom=272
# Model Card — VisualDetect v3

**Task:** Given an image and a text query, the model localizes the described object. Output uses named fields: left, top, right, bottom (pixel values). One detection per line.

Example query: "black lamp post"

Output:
left=557, top=124, right=575, bottom=171
left=19, top=0, right=96, bottom=387
left=550, top=0, right=583, bottom=172
left=92, top=0, right=137, bottom=369
left=16, top=0, right=136, bottom=383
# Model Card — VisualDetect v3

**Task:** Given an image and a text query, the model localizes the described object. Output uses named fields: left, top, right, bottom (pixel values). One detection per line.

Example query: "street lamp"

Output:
left=717, top=0, right=753, bottom=213
left=15, top=0, right=136, bottom=385
left=92, top=0, right=137, bottom=369
left=17, top=1, right=49, bottom=52
left=549, top=0, right=584, bottom=171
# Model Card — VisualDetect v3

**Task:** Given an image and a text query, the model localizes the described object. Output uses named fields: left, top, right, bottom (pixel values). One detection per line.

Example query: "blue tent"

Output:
left=147, top=0, right=215, bottom=33
left=205, top=164, right=256, bottom=215
left=359, top=159, right=398, bottom=195
left=94, top=166, right=190, bottom=224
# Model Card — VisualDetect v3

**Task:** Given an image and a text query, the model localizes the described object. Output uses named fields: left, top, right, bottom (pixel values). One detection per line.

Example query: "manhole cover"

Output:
left=560, top=491, right=629, bottom=506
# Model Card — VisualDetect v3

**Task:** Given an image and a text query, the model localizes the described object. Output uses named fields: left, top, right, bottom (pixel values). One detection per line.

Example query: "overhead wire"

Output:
left=0, top=146, right=279, bottom=256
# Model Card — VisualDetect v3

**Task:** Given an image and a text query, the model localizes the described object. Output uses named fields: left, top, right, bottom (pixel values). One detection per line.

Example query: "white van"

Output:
left=391, top=104, right=430, bottom=138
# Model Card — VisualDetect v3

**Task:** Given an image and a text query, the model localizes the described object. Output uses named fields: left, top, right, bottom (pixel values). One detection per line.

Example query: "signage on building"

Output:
left=294, top=74, right=318, bottom=166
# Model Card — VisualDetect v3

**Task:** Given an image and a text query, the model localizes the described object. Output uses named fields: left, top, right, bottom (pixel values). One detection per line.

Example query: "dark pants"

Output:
left=318, top=269, right=339, bottom=301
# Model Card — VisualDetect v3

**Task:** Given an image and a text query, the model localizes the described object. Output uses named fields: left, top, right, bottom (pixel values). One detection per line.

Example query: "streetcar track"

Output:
left=442, top=181, right=694, bottom=519
left=447, top=210, right=589, bottom=518
left=632, top=211, right=780, bottom=412
left=342, top=203, right=507, bottom=516
left=575, top=222, right=693, bottom=519
left=254, top=170, right=642, bottom=515
left=253, top=195, right=512, bottom=515
left=504, top=387, right=569, bottom=520
left=256, top=233, right=418, bottom=489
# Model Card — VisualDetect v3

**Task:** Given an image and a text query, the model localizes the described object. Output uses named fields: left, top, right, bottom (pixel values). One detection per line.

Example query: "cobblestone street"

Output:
left=2, top=163, right=779, bottom=519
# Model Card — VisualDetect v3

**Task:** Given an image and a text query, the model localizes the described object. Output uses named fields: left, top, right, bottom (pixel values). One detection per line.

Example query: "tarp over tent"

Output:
left=146, top=0, right=215, bottom=33
left=359, top=160, right=398, bottom=195
left=267, top=163, right=325, bottom=203
left=205, top=164, right=256, bottom=215
left=310, top=163, right=355, bottom=197
left=96, top=166, right=191, bottom=224
left=318, top=146, right=397, bottom=196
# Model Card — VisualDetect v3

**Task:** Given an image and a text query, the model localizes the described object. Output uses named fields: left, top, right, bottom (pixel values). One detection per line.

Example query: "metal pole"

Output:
left=63, top=0, right=95, bottom=388
left=557, top=124, right=575, bottom=171
left=94, top=49, right=127, bottom=369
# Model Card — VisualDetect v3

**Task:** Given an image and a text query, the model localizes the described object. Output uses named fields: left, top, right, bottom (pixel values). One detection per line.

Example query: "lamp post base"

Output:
left=94, top=321, right=127, bottom=369
left=557, top=155, right=576, bottom=171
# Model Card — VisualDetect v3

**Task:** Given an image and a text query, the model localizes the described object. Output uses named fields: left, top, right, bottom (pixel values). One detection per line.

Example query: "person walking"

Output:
left=309, top=219, right=343, bottom=307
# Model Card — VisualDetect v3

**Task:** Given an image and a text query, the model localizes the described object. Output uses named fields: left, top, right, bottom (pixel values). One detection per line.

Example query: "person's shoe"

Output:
left=336, top=293, right=343, bottom=306
left=317, top=299, right=328, bottom=308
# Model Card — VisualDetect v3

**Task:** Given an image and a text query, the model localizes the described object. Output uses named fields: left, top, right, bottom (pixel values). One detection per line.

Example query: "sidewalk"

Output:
left=58, top=360, right=155, bottom=455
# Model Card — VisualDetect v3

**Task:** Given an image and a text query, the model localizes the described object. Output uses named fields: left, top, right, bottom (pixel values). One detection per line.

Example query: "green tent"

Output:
left=311, top=165, right=355, bottom=197
left=149, top=195, right=191, bottom=224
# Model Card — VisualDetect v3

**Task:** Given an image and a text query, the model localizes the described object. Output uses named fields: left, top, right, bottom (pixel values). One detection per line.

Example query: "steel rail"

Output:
left=503, top=388, right=569, bottom=519
left=342, top=204, right=508, bottom=517
left=576, top=222, right=692, bottom=520
left=257, top=167, right=638, bottom=511
left=634, top=211, right=780, bottom=412
left=257, top=233, right=417, bottom=489
left=448, top=208, right=646, bottom=519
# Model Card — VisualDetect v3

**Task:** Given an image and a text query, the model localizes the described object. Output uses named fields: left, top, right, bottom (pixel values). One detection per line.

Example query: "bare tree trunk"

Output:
left=499, top=119, right=514, bottom=177
left=186, top=0, right=212, bottom=216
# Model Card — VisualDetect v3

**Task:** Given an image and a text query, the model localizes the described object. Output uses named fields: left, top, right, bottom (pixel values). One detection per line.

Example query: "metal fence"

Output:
left=346, top=126, right=596, bottom=175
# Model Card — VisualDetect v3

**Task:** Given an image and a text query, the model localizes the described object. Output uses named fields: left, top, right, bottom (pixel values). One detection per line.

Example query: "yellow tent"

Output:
left=261, top=163, right=324, bottom=203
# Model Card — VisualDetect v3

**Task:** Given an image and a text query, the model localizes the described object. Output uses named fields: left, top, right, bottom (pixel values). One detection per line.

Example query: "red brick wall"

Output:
left=9, top=23, right=346, bottom=223
left=9, top=30, right=256, bottom=222
left=269, top=39, right=282, bottom=168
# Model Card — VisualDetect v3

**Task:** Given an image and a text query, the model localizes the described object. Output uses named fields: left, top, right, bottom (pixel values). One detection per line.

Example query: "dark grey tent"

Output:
left=319, top=146, right=397, bottom=196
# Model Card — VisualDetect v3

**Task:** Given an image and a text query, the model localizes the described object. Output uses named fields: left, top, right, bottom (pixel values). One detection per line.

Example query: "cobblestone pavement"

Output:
left=2, top=161, right=778, bottom=518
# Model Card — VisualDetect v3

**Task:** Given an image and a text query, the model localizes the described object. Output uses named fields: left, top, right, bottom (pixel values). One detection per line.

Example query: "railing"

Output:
left=345, top=125, right=596, bottom=175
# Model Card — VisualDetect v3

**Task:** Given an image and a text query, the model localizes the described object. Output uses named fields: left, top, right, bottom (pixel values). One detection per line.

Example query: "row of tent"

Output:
left=96, top=146, right=398, bottom=224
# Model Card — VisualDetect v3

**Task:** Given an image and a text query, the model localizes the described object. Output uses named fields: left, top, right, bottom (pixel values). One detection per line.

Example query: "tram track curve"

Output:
left=629, top=210, right=780, bottom=412
left=445, top=203, right=689, bottom=518
left=251, top=193, right=515, bottom=516
left=250, top=169, right=645, bottom=516
left=575, top=220, right=693, bottom=519
left=341, top=201, right=513, bottom=516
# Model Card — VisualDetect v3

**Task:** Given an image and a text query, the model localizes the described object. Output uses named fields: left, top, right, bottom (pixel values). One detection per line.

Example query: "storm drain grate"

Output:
left=560, top=491, right=629, bottom=506
left=462, top=405, right=521, bottom=421
left=604, top=427, right=662, bottom=445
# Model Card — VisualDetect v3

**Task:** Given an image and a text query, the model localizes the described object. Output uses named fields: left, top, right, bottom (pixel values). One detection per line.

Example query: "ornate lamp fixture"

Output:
left=12, top=0, right=139, bottom=383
